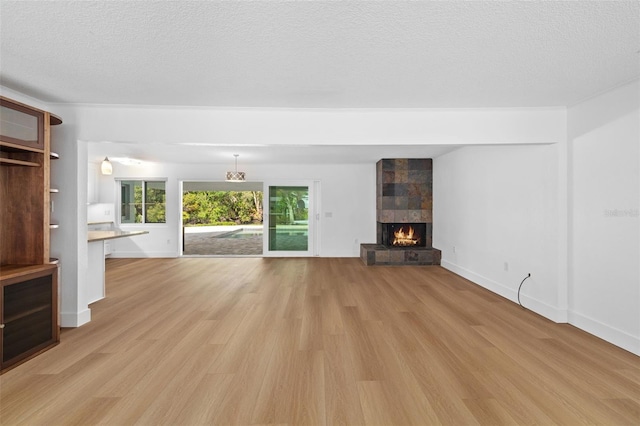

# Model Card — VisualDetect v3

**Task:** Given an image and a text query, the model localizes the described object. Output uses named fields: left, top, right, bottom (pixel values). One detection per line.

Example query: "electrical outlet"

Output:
left=452, top=246, right=456, bottom=253
left=504, top=262, right=509, bottom=271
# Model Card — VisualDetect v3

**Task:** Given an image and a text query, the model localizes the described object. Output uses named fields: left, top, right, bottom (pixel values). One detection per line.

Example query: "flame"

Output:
left=393, top=226, right=421, bottom=246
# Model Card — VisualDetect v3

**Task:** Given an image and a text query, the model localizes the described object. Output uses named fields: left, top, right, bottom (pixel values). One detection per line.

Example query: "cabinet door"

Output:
left=1, top=267, right=58, bottom=371
left=0, top=98, right=45, bottom=150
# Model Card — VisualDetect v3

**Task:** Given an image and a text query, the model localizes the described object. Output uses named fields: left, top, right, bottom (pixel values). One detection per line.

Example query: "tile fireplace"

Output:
left=361, top=158, right=441, bottom=266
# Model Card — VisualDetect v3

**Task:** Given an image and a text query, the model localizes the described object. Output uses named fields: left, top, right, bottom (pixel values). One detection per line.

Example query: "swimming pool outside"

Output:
left=182, top=224, right=309, bottom=255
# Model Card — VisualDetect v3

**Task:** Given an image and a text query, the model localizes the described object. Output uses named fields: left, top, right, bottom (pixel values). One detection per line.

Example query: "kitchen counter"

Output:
left=88, top=230, right=148, bottom=242
left=87, top=229, right=148, bottom=304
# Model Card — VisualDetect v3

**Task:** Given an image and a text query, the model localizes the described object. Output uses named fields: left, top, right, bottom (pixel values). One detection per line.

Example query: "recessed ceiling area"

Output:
left=1, top=1, right=638, bottom=109
left=88, top=142, right=461, bottom=165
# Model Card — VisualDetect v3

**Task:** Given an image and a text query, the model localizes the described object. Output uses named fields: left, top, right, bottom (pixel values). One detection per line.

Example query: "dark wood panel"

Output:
left=0, top=150, right=45, bottom=265
left=1, top=265, right=58, bottom=372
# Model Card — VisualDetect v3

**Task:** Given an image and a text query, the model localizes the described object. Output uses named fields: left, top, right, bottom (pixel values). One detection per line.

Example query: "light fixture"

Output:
left=110, top=157, right=144, bottom=166
left=101, top=157, right=113, bottom=175
left=225, top=154, right=245, bottom=182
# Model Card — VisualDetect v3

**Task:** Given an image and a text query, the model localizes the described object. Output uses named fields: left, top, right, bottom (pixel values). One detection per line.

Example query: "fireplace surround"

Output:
left=361, top=158, right=441, bottom=266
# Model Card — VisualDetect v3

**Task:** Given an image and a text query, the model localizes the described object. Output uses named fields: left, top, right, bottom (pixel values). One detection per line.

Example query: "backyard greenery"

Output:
left=182, top=191, right=263, bottom=225
left=272, top=188, right=308, bottom=225
left=121, top=180, right=166, bottom=224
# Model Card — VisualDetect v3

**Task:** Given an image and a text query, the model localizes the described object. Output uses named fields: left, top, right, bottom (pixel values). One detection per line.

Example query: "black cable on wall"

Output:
left=517, top=273, right=532, bottom=308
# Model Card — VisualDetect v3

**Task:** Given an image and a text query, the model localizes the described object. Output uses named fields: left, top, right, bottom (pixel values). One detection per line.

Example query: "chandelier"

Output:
left=225, top=154, right=245, bottom=182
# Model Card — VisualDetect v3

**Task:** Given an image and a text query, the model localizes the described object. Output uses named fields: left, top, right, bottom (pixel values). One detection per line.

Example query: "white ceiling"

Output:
left=1, top=0, right=638, bottom=109
left=2, top=1, right=639, bottom=164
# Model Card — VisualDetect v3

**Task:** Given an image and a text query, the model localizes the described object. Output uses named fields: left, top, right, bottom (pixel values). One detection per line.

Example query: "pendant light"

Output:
left=101, top=157, right=113, bottom=175
left=225, top=154, right=245, bottom=182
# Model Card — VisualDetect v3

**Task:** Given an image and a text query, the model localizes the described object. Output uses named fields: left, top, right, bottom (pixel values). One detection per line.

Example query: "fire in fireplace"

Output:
left=381, top=223, right=427, bottom=248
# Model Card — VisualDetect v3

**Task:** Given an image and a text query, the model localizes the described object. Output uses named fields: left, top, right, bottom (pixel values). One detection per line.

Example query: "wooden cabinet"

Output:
left=1, top=264, right=59, bottom=371
left=0, top=98, right=44, bottom=150
left=0, top=96, right=62, bottom=373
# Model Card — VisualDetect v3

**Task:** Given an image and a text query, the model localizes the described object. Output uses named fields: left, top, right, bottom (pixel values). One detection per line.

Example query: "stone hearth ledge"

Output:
left=360, top=244, right=441, bottom=266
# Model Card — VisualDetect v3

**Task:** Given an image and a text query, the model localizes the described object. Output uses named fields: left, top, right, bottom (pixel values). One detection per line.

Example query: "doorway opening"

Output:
left=181, top=181, right=263, bottom=256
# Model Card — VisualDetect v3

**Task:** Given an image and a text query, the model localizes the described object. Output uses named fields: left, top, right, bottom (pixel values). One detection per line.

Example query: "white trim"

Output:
left=568, top=311, right=640, bottom=356
left=60, top=309, right=91, bottom=328
left=109, top=251, right=178, bottom=258
left=114, top=177, right=168, bottom=181
left=440, top=260, right=568, bottom=323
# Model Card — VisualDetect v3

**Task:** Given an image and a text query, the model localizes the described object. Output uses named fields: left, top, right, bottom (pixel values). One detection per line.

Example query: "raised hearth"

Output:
left=360, top=243, right=441, bottom=266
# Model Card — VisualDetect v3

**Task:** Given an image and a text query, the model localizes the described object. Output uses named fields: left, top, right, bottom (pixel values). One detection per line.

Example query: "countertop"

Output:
left=88, top=230, right=149, bottom=242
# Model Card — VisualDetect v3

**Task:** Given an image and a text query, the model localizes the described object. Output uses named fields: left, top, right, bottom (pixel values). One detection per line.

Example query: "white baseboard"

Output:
left=440, top=260, right=639, bottom=356
left=111, top=251, right=359, bottom=258
left=109, top=251, right=178, bottom=258
left=440, top=260, right=567, bottom=323
left=60, top=308, right=91, bottom=328
left=568, top=311, right=640, bottom=356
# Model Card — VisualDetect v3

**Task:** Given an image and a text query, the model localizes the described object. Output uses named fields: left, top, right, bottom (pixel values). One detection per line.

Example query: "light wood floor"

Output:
left=1, top=258, right=638, bottom=425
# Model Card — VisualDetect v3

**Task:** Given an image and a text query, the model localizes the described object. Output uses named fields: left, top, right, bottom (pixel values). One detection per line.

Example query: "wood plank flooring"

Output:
left=1, top=257, right=638, bottom=425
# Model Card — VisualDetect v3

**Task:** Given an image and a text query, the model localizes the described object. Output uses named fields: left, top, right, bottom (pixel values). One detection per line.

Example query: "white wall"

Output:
left=434, top=80, right=640, bottom=355
left=97, top=161, right=377, bottom=258
left=433, top=143, right=566, bottom=321
left=568, top=80, right=640, bottom=355
left=48, top=108, right=91, bottom=327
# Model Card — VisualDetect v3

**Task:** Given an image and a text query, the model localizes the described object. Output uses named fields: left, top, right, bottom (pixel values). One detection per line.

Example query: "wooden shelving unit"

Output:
left=0, top=158, right=40, bottom=167
left=0, top=96, right=62, bottom=373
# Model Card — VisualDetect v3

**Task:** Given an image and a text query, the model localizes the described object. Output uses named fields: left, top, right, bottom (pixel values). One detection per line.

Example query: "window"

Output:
left=120, top=180, right=166, bottom=224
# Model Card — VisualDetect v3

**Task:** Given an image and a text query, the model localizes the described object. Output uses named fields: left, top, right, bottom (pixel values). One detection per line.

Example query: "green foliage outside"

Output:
left=183, top=191, right=263, bottom=226
left=144, top=182, right=166, bottom=223
left=272, top=188, right=308, bottom=225
left=122, top=180, right=166, bottom=224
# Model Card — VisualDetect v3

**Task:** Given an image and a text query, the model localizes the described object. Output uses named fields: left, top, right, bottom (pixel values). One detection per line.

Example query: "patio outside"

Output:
left=183, top=225, right=263, bottom=256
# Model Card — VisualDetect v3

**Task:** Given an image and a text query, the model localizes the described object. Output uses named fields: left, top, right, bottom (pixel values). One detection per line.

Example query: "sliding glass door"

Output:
left=263, top=181, right=318, bottom=256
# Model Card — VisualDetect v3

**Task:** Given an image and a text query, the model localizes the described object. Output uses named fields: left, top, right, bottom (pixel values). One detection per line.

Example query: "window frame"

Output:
left=116, top=178, right=167, bottom=225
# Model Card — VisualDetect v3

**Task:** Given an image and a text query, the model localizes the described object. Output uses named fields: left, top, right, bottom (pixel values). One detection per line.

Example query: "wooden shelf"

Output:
left=0, top=141, right=44, bottom=154
left=3, top=304, right=50, bottom=324
left=49, top=114, right=62, bottom=126
left=0, top=158, right=40, bottom=167
left=0, top=264, right=57, bottom=281
left=1, top=97, right=61, bottom=373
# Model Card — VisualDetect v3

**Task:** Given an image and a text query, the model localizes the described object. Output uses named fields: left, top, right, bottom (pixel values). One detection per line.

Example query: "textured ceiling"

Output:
left=1, top=0, right=639, bottom=108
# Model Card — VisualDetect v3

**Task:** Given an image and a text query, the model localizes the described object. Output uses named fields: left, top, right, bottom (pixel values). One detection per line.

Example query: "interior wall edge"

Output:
left=440, top=260, right=567, bottom=323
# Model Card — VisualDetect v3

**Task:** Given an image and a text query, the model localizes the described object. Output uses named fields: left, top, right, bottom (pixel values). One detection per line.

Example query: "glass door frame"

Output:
left=263, top=180, right=320, bottom=257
